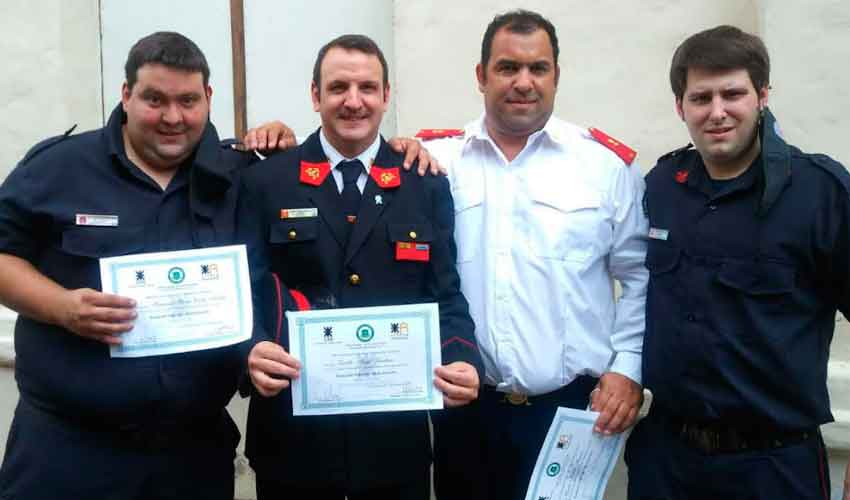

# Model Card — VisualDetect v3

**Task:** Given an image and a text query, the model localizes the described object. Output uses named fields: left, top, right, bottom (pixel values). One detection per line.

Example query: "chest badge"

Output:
left=395, top=242, right=430, bottom=262
left=648, top=227, right=669, bottom=241
left=374, top=194, right=383, bottom=206
left=675, top=170, right=689, bottom=184
left=75, top=214, right=119, bottom=227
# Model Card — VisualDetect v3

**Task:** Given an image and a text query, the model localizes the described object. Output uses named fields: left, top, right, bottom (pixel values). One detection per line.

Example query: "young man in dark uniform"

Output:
left=239, top=34, right=482, bottom=500
left=627, top=25, right=850, bottom=499
left=0, top=32, right=258, bottom=500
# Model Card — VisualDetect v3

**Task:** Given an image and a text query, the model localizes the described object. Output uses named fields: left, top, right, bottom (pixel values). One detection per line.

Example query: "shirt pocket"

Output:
left=386, top=222, right=434, bottom=244
left=715, top=259, right=795, bottom=296
left=60, top=225, right=145, bottom=258
left=529, top=188, right=602, bottom=263
left=451, top=186, right=483, bottom=263
left=269, top=218, right=320, bottom=245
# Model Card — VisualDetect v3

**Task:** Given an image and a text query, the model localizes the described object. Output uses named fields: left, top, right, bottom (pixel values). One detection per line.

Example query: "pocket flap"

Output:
left=387, top=222, right=434, bottom=243
left=61, top=226, right=145, bottom=258
left=645, top=244, right=680, bottom=275
left=451, top=187, right=483, bottom=213
left=270, top=218, right=319, bottom=244
left=715, top=260, right=795, bottom=295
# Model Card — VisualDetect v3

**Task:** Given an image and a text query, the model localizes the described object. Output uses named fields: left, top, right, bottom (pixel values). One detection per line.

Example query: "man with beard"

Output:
left=626, top=25, right=850, bottom=500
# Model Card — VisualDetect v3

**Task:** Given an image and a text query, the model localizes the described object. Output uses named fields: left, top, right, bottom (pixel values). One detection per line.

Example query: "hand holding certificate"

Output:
left=99, top=245, right=252, bottom=358
left=525, top=407, right=628, bottom=500
left=286, top=303, right=443, bottom=415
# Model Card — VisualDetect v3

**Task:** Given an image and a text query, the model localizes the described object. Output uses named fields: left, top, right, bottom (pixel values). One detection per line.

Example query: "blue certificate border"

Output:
left=296, top=310, right=436, bottom=410
left=529, top=414, right=621, bottom=500
left=108, top=250, right=246, bottom=356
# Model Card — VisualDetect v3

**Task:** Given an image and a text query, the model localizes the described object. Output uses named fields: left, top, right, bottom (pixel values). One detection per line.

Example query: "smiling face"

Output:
left=477, top=26, right=559, bottom=144
left=121, top=63, right=211, bottom=172
left=676, top=67, right=768, bottom=177
left=311, top=47, right=389, bottom=158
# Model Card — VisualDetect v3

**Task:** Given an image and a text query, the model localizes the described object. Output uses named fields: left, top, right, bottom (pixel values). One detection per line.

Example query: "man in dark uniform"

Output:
left=626, top=25, right=850, bottom=500
left=0, top=32, right=257, bottom=500
left=239, top=34, right=483, bottom=500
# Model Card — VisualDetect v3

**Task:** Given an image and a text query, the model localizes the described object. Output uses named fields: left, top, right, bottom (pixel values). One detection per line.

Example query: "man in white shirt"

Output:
left=418, top=10, right=648, bottom=500
left=244, top=10, right=647, bottom=500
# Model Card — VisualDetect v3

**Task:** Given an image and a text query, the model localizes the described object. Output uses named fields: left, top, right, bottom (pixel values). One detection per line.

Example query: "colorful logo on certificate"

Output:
left=200, top=263, right=219, bottom=280
left=323, top=326, right=333, bottom=341
left=135, top=270, right=146, bottom=284
left=356, top=324, right=375, bottom=342
left=545, top=462, right=561, bottom=477
left=167, top=267, right=186, bottom=284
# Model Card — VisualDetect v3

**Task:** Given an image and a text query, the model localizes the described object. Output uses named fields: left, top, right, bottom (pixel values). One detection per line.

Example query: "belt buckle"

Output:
left=504, top=392, right=530, bottom=406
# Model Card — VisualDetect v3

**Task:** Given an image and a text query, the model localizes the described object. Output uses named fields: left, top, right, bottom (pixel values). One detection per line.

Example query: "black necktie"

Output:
left=337, top=159, right=364, bottom=238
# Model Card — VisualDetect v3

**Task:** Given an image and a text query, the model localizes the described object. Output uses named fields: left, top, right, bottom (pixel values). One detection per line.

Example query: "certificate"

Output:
left=524, top=407, right=627, bottom=500
left=286, top=303, right=443, bottom=416
left=99, top=245, right=252, bottom=358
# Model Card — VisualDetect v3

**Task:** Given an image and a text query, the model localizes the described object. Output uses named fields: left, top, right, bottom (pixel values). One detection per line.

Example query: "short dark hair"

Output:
left=124, top=32, right=210, bottom=91
left=670, top=25, right=770, bottom=100
left=481, top=9, right=559, bottom=68
left=312, top=34, right=389, bottom=91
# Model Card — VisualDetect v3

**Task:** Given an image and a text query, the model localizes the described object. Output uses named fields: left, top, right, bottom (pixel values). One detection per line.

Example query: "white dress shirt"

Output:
left=319, top=130, right=381, bottom=194
left=425, top=115, right=649, bottom=395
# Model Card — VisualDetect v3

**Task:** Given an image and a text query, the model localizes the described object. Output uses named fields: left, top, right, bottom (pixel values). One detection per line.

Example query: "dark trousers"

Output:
left=625, top=409, right=832, bottom=500
left=255, top=469, right=430, bottom=500
left=0, top=398, right=237, bottom=500
left=433, top=375, right=597, bottom=500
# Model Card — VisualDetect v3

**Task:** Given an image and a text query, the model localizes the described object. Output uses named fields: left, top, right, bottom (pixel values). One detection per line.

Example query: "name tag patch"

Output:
left=76, top=214, right=119, bottom=227
left=648, top=227, right=669, bottom=241
left=280, top=208, right=318, bottom=219
left=395, top=242, right=430, bottom=262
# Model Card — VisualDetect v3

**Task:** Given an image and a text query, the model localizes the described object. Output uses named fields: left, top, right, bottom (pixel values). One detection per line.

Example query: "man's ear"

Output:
left=758, top=85, right=769, bottom=110
left=476, top=63, right=486, bottom=93
left=121, top=82, right=131, bottom=111
left=675, top=98, right=685, bottom=121
left=311, top=81, right=321, bottom=112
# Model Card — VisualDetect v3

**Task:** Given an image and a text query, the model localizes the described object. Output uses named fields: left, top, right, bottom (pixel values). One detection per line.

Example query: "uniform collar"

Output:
left=103, top=103, right=233, bottom=195
left=756, top=107, right=792, bottom=216
left=463, top=113, right=574, bottom=154
left=319, top=128, right=380, bottom=173
left=302, top=128, right=398, bottom=168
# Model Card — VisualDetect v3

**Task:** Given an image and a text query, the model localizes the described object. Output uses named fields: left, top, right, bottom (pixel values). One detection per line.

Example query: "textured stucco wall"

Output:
left=0, top=0, right=101, bottom=181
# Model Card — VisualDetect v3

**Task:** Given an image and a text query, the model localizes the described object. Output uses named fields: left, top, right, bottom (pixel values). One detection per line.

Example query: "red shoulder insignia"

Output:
left=415, top=129, right=465, bottom=140
left=299, top=160, right=331, bottom=186
left=370, top=166, right=401, bottom=189
left=589, top=127, right=637, bottom=165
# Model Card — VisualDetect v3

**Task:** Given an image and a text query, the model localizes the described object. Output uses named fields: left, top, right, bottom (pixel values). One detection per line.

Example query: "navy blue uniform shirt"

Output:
left=642, top=108, right=850, bottom=430
left=237, top=129, right=482, bottom=491
left=0, top=104, right=252, bottom=424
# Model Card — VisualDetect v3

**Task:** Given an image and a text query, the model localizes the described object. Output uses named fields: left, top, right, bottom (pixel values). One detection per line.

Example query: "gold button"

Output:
left=288, top=230, right=297, bottom=240
left=409, top=231, right=417, bottom=239
left=349, top=274, right=361, bottom=285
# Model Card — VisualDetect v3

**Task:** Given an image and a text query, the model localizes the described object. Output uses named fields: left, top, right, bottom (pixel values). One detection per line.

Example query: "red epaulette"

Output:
left=415, top=129, right=464, bottom=141
left=588, top=127, right=637, bottom=166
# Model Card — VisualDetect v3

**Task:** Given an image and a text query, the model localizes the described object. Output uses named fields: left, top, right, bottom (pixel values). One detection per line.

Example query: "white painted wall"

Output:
left=244, top=0, right=396, bottom=138
left=100, top=0, right=236, bottom=138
